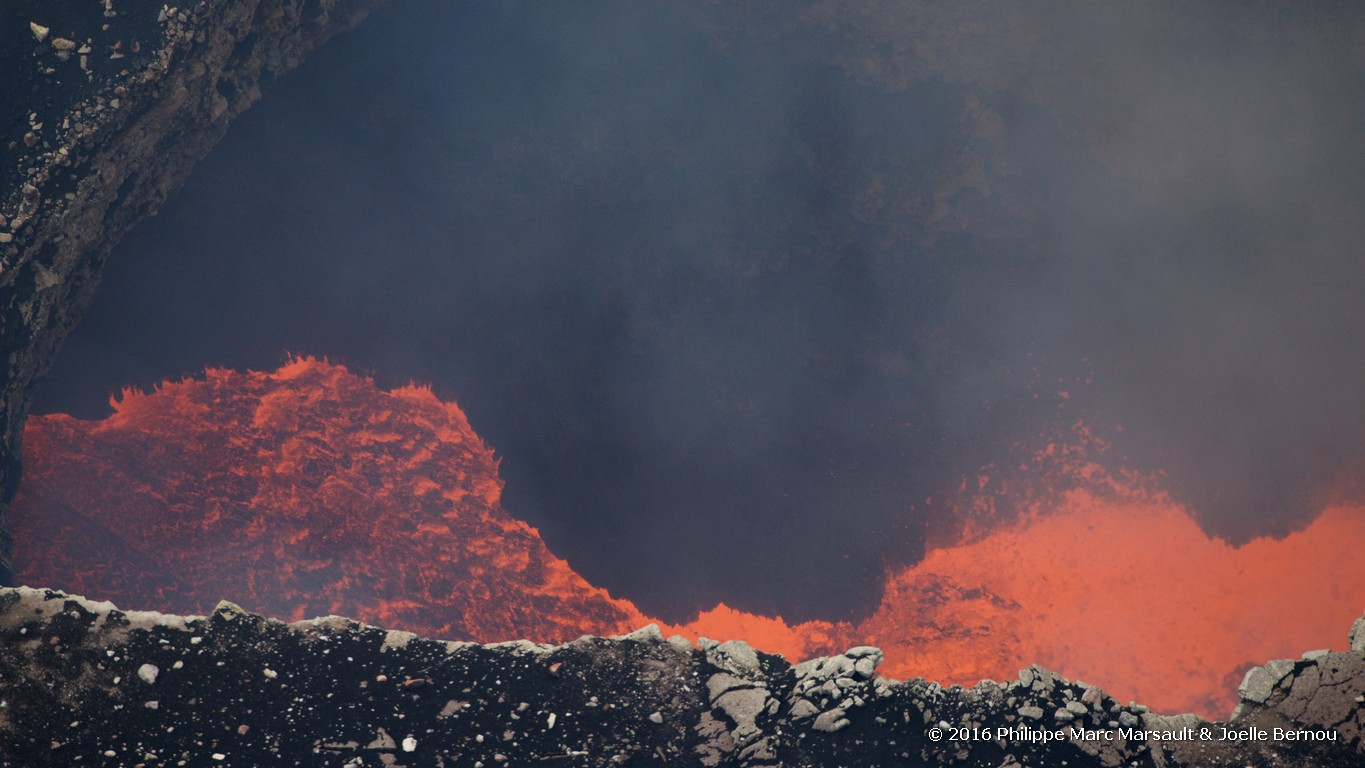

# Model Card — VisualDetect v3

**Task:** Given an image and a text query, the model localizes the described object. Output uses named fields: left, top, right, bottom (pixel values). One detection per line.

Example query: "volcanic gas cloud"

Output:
left=12, top=358, right=1365, bottom=717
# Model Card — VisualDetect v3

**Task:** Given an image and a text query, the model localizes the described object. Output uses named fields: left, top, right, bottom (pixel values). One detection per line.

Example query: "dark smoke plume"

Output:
left=36, top=1, right=1365, bottom=621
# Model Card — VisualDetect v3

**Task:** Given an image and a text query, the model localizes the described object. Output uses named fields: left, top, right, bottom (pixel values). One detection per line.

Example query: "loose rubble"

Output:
left=0, top=587, right=1359, bottom=767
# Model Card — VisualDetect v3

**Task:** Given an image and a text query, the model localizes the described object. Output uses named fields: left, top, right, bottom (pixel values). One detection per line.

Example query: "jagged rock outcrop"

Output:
left=1234, top=647, right=1365, bottom=751
left=1, top=588, right=1360, bottom=767
left=0, top=0, right=386, bottom=585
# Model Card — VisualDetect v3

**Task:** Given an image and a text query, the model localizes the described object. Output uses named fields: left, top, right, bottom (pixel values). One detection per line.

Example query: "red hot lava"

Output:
left=12, top=359, right=650, bottom=642
left=11, top=358, right=1364, bottom=717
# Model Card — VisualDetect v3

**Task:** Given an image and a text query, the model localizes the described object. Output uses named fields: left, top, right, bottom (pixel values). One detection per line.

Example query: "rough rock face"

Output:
left=1, top=588, right=1361, bottom=767
left=0, top=0, right=386, bottom=584
left=1234, top=648, right=1365, bottom=751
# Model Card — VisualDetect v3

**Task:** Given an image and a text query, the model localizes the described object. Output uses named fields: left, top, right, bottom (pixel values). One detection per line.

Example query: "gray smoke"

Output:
left=36, top=1, right=1365, bottom=621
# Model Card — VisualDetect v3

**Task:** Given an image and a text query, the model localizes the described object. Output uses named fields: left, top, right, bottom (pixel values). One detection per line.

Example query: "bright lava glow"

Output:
left=12, top=358, right=1364, bottom=717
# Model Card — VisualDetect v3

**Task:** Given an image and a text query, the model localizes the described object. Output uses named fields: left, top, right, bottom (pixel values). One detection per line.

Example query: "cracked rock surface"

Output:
left=0, top=0, right=386, bottom=585
left=1, top=588, right=1361, bottom=767
left=1235, top=647, right=1365, bottom=750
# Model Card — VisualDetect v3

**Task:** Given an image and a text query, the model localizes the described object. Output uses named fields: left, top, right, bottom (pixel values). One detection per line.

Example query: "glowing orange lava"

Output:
left=11, top=358, right=1363, bottom=718
left=12, top=359, right=650, bottom=641
left=858, top=491, right=1365, bottom=716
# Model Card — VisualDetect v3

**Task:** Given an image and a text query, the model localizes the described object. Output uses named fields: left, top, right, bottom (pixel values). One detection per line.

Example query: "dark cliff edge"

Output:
left=0, top=588, right=1361, bottom=767
left=0, top=0, right=386, bottom=585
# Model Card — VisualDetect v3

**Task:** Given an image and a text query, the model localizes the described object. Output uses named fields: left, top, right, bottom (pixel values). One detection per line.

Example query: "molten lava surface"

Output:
left=12, top=359, right=650, bottom=641
left=12, top=358, right=1364, bottom=717
left=859, top=492, right=1365, bottom=716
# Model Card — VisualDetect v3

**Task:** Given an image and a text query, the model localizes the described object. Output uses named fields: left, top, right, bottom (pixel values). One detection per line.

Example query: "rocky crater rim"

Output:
left=3, top=586, right=1362, bottom=766
left=3, top=585, right=1362, bottom=718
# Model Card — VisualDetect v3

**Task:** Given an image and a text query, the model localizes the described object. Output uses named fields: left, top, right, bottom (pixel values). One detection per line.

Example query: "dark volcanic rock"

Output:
left=0, top=0, right=385, bottom=585
left=1, top=588, right=1361, bottom=767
